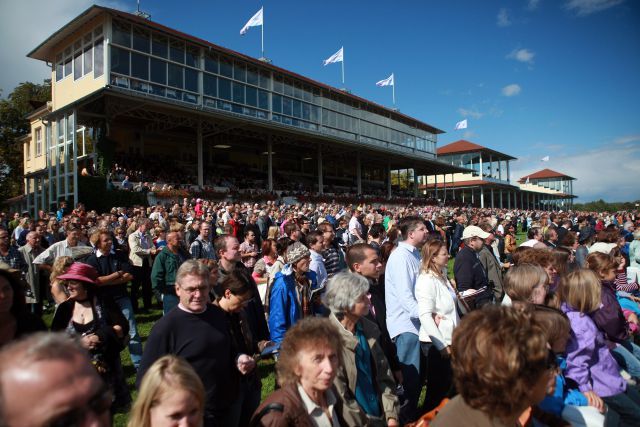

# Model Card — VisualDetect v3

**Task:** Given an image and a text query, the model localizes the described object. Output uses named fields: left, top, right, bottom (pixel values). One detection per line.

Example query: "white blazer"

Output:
left=415, top=270, right=460, bottom=350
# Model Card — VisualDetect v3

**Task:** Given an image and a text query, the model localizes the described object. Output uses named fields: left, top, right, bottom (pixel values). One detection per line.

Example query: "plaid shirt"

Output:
left=0, top=245, right=28, bottom=273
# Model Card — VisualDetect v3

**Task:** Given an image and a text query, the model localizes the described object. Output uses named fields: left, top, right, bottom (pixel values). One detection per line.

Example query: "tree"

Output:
left=0, top=80, right=51, bottom=200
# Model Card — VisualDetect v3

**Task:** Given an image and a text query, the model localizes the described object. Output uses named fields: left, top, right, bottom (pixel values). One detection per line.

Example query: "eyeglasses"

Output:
left=179, top=285, right=209, bottom=295
left=47, top=382, right=112, bottom=427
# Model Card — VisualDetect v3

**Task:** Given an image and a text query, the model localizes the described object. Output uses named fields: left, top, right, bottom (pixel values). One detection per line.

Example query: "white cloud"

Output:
left=565, top=0, right=625, bottom=16
left=0, top=0, right=127, bottom=95
left=497, top=8, right=512, bottom=27
left=502, top=84, right=522, bottom=97
left=527, top=0, right=541, bottom=10
left=511, top=142, right=640, bottom=202
left=613, top=134, right=640, bottom=145
left=457, top=107, right=484, bottom=120
left=507, top=48, right=535, bottom=64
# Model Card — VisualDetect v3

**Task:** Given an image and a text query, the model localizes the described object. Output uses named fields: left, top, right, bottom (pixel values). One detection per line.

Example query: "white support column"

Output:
left=451, top=174, right=455, bottom=200
left=318, top=145, right=324, bottom=195
left=356, top=152, right=362, bottom=195
left=443, top=174, right=447, bottom=202
left=267, top=139, right=273, bottom=192
left=434, top=174, right=438, bottom=200
left=71, top=110, right=78, bottom=208
left=197, top=120, right=203, bottom=188
left=491, top=187, right=494, bottom=208
left=26, top=178, right=31, bottom=216
left=387, top=162, right=392, bottom=199
left=480, top=186, right=485, bottom=208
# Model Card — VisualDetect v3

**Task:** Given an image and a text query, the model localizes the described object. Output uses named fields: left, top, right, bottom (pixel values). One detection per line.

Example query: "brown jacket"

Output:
left=251, top=383, right=344, bottom=427
left=329, top=313, right=399, bottom=426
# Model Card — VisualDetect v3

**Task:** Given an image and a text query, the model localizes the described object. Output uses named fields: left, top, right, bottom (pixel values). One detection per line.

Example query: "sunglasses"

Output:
left=47, top=382, right=112, bottom=427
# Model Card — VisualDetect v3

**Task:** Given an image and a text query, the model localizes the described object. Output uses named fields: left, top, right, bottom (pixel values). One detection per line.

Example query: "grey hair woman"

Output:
left=322, top=272, right=399, bottom=427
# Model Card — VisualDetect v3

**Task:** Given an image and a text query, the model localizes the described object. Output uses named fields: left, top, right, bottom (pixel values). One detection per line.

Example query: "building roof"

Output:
left=27, top=5, right=444, bottom=135
left=437, top=140, right=516, bottom=160
left=518, top=168, right=575, bottom=182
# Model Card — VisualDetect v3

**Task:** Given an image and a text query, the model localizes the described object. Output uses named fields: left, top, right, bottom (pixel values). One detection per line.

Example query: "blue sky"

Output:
left=1, top=0, right=639, bottom=202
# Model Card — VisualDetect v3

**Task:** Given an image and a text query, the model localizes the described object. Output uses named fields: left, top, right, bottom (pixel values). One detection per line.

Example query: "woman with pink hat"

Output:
left=51, top=262, right=131, bottom=411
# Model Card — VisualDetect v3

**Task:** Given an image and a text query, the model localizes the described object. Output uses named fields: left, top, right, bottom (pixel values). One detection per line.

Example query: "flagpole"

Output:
left=341, top=47, right=345, bottom=85
left=261, top=8, right=264, bottom=58
left=392, top=73, right=395, bottom=106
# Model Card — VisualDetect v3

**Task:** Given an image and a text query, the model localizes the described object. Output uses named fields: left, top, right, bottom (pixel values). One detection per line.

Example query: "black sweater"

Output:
left=136, top=305, right=237, bottom=416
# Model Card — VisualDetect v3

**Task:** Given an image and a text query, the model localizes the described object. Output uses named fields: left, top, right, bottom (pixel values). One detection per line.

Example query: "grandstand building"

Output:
left=19, top=5, right=465, bottom=214
left=422, top=140, right=577, bottom=209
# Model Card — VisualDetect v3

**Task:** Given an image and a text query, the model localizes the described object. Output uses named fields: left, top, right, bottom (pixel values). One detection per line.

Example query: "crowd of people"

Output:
left=1, top=197, right=640, bottom=427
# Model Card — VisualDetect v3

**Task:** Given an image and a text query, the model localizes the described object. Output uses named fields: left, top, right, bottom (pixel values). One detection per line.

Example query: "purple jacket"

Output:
left=590, top=280, right=629, bottom=349
left=561, top=303, right=626, bottom=398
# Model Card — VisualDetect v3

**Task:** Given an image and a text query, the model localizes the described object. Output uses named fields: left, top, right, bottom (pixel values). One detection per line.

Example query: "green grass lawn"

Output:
left=44, top=230, right=527, bottom=426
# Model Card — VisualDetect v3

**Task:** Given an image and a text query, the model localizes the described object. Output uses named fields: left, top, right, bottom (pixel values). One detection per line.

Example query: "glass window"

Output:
left=282, top=97, right=292, bottom=116
left=204, top=53, right=218, bottom=73
left=83, top=46, right=93, bottom=74
left=150, top=58, right=166, bottom=84
left=186, top=45, right=199, bottom=68
left=112, top=20, right=131, bottom=47
left=131, top=52, right=149, bottom=80
left=185, top=68, right=198, bottom=92
left=302, top=103, right=311, bottom=120
left=258, top=90, right=269, bottom=110
left=272, top=94, right=282, bottom=113
left=152, top=33, right=168, bottom=58
left=168, top=63, right=183, bottom=88
left=132, top=27, right=150, bottom=53
left=94, top=38, right=104, bottom=77
left=247, top=66, right=258, bottom=86
left=245, top=85, right=257, bottom=106
left=294, top=82, right=303, bottom=99
left=259, top=70, right=270, bottom=89
left=56, top=53, right=63, bottom=81
left=219, top=57, right=232, bottom=78
left=292, top=99, right=302, bottom=118
left=150, top=84, right=165, bottom=97
left=283, top=79, right=294, bottom=96
left=203, top=74, right=217, bottom=97
left=218, top=78, right=231, bottom=100
left=232, top=82, right=245, bottom=104
left=64, top=56, right=72, bottom=77
left=110, top=46, right=129, bottom=75
left=310, top=105, right=319, bottom=122
left=273, top=75, right=283, bottom=93
left=169, top=39, right=185, bottom=63
left=233, top=62, right=246, bottom=82
left=84, top=32, right=92, bottom=45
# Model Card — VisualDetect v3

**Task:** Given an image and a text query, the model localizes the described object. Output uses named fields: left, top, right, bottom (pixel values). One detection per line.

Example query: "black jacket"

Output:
left=453, top=246, right=492, bottom=308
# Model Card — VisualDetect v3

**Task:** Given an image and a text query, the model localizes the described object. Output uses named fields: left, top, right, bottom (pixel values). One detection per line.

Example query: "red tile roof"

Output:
left=437, top=140, right=485, bottom=154
left=519, top=169, right=575, bottom=182
left=437, top=140, right=516, bottom=160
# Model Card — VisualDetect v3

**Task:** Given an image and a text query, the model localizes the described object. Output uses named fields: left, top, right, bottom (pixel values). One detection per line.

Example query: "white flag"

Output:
left=323, top=47, right=343, bottom=66
left=240, top=7, right=263, bottom=35
left=541, top=156, right=550, bottom=162
left=525, top=177, right=530, bottom=184
left=454, top=119, right=468, bottom=130
left=376, top=73, right=394, bottom=87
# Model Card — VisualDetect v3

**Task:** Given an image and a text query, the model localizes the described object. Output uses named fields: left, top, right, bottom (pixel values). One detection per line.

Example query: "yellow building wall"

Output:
left=425, top=172, right=481, bottom=185
left=23, top=118, right=47, bottom=175
left=51, top=15, right=107, bottom=111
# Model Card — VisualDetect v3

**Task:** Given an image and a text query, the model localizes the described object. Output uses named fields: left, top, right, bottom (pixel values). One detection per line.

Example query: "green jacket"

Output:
left=151, top=246, right=184, bottom=294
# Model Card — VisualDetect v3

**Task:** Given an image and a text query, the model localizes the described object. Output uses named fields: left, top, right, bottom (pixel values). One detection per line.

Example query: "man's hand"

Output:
left=236, top=354, right=256, bottom=375
left=583, top=390, right=605, bottom=413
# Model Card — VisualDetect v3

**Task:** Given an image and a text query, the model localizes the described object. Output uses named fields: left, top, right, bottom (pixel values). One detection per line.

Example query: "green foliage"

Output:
left=78, top=176, right=148, bottom=212
left=573, top=199, right=640, bottom=213
left=0, top=80, right=51, bottom=200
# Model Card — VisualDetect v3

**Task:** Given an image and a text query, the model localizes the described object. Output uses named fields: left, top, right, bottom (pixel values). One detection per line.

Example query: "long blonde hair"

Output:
left=128, top=355, right=205, bottom=427
left=420, top=239, right=447, bottom=279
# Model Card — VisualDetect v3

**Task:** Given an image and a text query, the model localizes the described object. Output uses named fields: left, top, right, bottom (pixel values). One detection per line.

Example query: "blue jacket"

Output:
left=268, top=266, right=319, bottom=344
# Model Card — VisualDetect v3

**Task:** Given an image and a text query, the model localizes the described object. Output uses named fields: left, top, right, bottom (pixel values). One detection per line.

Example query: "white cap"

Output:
left=462, top=225, right=491, bottom=240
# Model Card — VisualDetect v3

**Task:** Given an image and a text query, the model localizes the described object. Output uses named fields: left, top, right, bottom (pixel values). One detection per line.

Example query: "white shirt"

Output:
left=348, top=215, right=362, bottom=238
left=297, top=384, right=340, bottom=427
left=32, top=239, right=88, bottom=265
left=415, top=270, right=460, bottom=349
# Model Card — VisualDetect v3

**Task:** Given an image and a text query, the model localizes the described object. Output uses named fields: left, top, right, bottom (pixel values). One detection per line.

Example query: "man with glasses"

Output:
left=0, top=228, right=27, bottom=274
left=0, top=332, right=111, bottom=427
left=453, top=225, right=493, bottom=309
left=138, top=260, right=235, bottom=427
